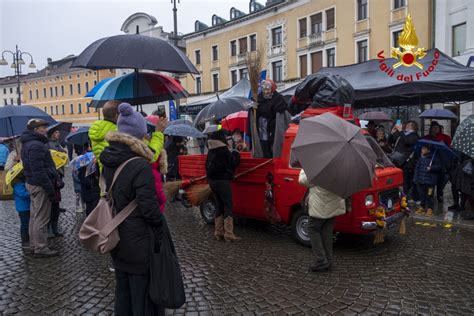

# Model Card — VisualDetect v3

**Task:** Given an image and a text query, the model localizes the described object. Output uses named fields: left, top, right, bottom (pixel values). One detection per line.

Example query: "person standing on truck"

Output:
left=298, top=169, right=345, bottom=272
left=255, top=79, right=288, bottom=158
left=205, top=129, right=241, bottom=242
left=389, top=120, right=420, bottom=202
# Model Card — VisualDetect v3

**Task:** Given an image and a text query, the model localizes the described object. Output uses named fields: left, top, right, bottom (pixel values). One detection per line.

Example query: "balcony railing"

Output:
left=308, top=32, right=324, bottom=47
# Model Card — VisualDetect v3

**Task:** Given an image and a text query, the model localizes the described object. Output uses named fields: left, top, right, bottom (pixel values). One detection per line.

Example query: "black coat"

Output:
left=166, top=141, right=186, bottom=179
left=206, top=141, right=240, bottom=181
left=256, top=91, right=288, bottom=143
left=413, top=154, right=442, bottom=186
left=100, top=139, right=163, bottom=274
left=389, top=131, right=420, bottom=169
left=20, top=130, right=58, bottom=196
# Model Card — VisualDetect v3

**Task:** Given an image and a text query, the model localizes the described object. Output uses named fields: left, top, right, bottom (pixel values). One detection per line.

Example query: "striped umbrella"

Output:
left=89, top=72, right=189, bottom=108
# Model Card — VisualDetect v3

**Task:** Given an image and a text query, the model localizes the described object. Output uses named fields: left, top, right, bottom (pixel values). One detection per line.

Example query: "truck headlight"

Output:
left=365, top=194, right=374, bottom=207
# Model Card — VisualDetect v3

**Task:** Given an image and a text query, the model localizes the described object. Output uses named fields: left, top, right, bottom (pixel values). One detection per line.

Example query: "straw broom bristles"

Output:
left=163, top=180, right=183, bottom=200
left=163, top=175, right=207, bottom=200
left=185, top=184, right=212, bottom=206
left=185, top=159, right=274, bottom=207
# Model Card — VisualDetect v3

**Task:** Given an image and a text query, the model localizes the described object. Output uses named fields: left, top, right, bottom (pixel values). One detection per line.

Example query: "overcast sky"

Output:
left=0, top=0, right=249, bottom=77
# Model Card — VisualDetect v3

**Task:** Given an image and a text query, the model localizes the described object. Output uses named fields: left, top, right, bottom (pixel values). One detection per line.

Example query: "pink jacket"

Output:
left=151, top=150, right=168, bottom=213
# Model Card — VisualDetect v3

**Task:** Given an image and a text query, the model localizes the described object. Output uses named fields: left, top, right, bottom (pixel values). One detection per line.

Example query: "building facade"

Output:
left=182, top=0, right=432, bottom=100
left=0, top=76, right=22, bottom=106
left=435, top=0, right=474, bottom=120
left=21, top=56, right=115, bottom=125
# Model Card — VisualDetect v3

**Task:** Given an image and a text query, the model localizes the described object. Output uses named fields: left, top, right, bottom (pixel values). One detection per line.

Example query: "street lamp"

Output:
left=1, top=45, right=36, bottom=105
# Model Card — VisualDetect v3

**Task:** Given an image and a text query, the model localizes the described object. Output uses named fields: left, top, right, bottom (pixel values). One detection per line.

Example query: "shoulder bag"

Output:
left=79, top=157, right=140, bottom=254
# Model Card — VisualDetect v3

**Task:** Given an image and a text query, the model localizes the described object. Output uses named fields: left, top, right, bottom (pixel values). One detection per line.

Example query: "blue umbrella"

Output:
left=415, top=139, right=458, bottom=166
left=164, top=124, right=205, bottom=138
left=71, top=151, right=95, bottom=171
left=419, top=109, right=457, bottom=120
left=89, top=72, right=188, bottom=108
left=66, top=127, right=90, bottom=146
left=0, top=105, right=56, bottom=137
left=84, top=77, right=114, bottom=97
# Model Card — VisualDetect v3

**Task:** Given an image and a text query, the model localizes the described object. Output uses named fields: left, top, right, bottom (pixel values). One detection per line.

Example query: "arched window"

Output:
left=77, top=83, right=81, bottom=95
left=44, top=106, right=47, bottom=113
left=70, top=104, right=74, bottom=114
left=61, top=104, right=65, bottom=114
left=55, top=105, right=59, bottom=115
left=86, top=103, right=90, bottom=113
left=85, top=82, right=89, bottom=92
left=29, top=90, right=32, bottom=100
left=50, top=105, right=54, bottom=114
left=78, top=103, right=82, bottom=114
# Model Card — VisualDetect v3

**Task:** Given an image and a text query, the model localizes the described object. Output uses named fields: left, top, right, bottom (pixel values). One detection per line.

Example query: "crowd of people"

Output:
left=1, top=99, right=245, bottom=314
left=365, top=119, right=473, bottom=217
left=1, top=91, right=473, bottom=311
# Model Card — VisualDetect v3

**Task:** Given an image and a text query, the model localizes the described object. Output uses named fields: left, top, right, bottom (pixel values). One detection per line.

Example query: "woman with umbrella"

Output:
left=292, top=113, right=376, bottom=272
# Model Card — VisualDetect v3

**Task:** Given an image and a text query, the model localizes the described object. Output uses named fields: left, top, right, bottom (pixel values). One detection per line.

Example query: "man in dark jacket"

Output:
left=101, top=103, right=164, bottom=315
left=206, top=129, right=241, bottom=242
left=389, top=120, right=420, bottom=201
left=413, top=145, right=441, bottom=216
left=20, top=119, right=59, bottom=257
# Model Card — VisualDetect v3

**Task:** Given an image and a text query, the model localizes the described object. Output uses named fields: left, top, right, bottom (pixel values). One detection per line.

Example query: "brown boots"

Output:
left=214, top=216, right=241, bottom=242
left=214, top=215, right=225, bottom=240
left=224, top=217, right=241, bottom=242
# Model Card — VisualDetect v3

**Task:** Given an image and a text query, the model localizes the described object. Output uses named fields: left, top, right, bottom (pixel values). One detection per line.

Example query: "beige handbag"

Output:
left=79, top=157, right=140, bottom=254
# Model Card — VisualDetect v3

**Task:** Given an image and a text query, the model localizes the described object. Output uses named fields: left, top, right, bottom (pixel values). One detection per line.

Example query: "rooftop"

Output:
left=184, top=0, right=288, bottom=39
left=21, top=55, right=85, bottom=81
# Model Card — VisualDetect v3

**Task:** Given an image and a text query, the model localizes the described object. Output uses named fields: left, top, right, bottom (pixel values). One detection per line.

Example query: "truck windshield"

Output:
left=365, top=136, right=394, bottom=168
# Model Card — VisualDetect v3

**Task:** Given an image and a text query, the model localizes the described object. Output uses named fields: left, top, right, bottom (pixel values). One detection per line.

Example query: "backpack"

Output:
left=79, top=157, right=140, bottom=254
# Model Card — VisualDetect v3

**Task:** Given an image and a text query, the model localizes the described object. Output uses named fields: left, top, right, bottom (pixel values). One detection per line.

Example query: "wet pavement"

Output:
left=411, top=183, right=474, bottom=230
left=1, top=177, right=474, bottom=315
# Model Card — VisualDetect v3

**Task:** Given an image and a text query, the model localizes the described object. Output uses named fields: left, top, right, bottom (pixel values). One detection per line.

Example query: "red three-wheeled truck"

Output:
left=179, top=107, right=404, bottom=246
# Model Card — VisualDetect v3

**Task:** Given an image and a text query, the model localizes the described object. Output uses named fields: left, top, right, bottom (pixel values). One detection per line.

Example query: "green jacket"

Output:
left=89, top=119, right=164, bottom=170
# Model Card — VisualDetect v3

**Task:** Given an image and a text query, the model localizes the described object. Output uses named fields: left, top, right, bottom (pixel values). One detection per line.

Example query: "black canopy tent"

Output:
left=288, top=49, right=474, bottom=109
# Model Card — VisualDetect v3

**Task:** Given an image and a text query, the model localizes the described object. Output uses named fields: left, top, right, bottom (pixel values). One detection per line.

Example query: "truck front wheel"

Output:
left=291, top=209, right=311, bottom=247
left=200, top=199, right=216, bottom=224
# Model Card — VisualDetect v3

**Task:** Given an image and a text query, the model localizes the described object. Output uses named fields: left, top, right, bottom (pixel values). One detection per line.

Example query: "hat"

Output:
left=27, top=119, right=49, bottom=130
left=47, top=123, right=61, bottom=137
left=117, top=103, right=147, bottom=140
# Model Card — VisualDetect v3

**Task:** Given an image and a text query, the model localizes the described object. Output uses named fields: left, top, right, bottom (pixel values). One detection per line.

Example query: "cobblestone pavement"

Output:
left=1, top=177, right=474, bottom=315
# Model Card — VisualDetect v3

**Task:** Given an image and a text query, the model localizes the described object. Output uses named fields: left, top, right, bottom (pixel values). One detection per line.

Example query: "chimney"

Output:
left=47, top=58, right=52, bottom=64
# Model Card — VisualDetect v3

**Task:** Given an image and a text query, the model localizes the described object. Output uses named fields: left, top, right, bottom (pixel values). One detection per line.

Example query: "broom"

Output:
left=163, top=175, right=207, bottom=200
left=186, top=159, right=273, bottom=207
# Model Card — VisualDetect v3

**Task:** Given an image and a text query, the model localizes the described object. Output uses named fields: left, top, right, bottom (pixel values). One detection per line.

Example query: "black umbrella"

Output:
left=47, top=122, right=73, bottom=144
left=72, top=34, right=199, bottom=74
left=194, top=97, right=254, bottom=127
left=66, top=127, right=90, bottom=146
